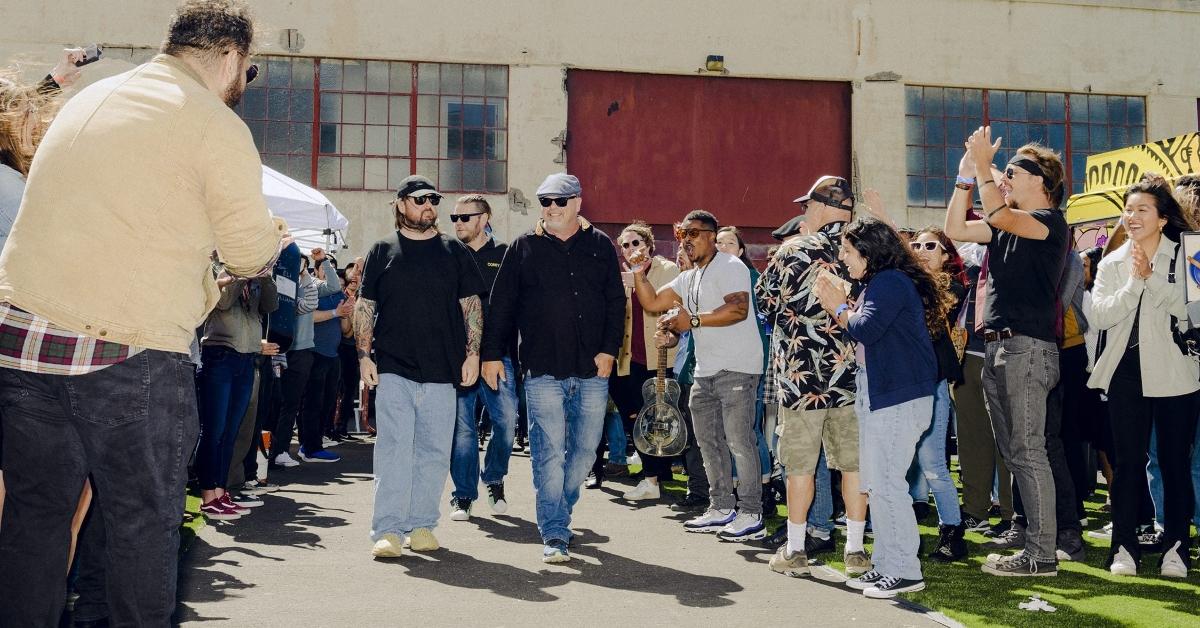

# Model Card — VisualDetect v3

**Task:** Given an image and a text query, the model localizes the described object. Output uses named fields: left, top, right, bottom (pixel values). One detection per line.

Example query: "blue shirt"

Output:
left=313, top=292, right=346, bottom=358
left=846, top=269, right=936, bottom=411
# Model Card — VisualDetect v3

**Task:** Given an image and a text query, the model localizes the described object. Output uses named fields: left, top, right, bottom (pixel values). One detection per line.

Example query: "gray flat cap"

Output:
left=536, top=173, right=582, bottom=197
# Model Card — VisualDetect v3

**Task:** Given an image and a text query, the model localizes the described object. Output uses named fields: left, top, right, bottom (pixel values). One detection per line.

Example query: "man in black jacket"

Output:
left=481, top=173, right=625, bottom=563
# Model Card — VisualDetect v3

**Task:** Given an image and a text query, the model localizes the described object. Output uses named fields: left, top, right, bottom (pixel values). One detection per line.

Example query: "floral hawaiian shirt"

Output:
left=754, top=221, right=858, bottom=411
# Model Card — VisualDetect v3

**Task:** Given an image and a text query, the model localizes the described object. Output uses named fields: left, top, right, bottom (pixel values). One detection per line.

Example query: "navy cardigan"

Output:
left=846, top=269, right=937, bottom=411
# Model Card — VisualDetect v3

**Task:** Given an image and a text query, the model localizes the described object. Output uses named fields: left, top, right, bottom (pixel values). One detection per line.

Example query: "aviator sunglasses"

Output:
left=538, top=196, right=577, bottom=208
left=674, top=227, right=715, bottom=241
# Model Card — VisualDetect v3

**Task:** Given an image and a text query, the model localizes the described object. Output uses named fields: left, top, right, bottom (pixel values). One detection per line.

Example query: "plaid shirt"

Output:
left=0, top=303, right=141, bottom=375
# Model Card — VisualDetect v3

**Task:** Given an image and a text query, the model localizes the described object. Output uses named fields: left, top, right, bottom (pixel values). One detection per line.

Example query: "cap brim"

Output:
left=408, top=189, right=440, bottom=197
left=792, top=195, right=811, bottom=204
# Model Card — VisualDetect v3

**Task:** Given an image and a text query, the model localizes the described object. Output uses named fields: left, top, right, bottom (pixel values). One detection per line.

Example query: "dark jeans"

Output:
left=0, top=350, right=199, bottom=628
left=599, top=362, right=673, bottom=482
left=1012, top=343, right=1083, bottom=534
left=196, top=346, right=257, bottom=490
left=303, top=353, right=340, bottom=452
left=1106, top=348, right=1198, bottom=562
left=227, top=366, right=262, bottom=488
left=337, top=342, right=360, bottom=434
left=252, top=357, right=282, bottom=475
left=680, top=381, right=709, bottom=497
left=73, top=490, right=107, bottom=623
left=271, top=348, right=314, bottom=458
left=956, top=353, right=1014, bottom=521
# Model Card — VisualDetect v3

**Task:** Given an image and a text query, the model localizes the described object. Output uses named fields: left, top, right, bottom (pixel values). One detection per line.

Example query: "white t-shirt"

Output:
left=666, top=251, right=764, bottom=378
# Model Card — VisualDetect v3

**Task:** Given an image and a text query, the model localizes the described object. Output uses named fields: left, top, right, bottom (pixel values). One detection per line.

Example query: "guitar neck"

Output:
left=656, top=344, right=667, bottom=394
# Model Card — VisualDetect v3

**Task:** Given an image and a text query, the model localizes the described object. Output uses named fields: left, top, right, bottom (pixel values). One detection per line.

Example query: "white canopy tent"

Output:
left=261, top=165, right=350, bottom=254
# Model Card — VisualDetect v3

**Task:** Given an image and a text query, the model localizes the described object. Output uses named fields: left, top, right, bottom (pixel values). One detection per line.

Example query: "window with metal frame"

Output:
left=235, top=56, right=508, bottom=194
left=905, top=86, right=1145, bottom=207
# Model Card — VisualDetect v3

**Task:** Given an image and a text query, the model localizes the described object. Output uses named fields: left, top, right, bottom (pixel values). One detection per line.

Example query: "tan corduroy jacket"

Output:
left=0, top=54, right=284, bottom=353
left=618, top=255, right=679, bottom=375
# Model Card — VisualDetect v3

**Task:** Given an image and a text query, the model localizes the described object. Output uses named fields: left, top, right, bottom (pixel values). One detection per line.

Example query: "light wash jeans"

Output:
left=907, top=380, right=963, bottom=525
left=856, top=370, right=933, bottom=581
left=691, top=370, right=763, bottom=514
left=451, top=356, right=518, bottom=501
left=525, top=374, right=609, bottom=543
left=371, top=374, right=456, bottom=540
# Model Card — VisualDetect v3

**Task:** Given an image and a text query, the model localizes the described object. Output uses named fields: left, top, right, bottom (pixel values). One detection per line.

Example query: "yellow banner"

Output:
left=1066, top=133, right=1200, bottom=224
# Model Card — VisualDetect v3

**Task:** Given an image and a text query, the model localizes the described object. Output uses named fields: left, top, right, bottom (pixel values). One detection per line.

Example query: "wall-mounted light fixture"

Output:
left=698, top=54, right=729, bottom=76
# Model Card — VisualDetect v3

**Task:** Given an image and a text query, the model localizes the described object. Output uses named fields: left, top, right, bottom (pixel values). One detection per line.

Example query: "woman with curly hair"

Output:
left=815, top=216, right=945, bottom=599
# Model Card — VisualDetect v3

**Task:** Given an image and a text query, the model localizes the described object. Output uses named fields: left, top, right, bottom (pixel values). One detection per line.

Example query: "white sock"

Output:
left=846, top=519, right=866, bottom=553
left=787, top=520, right=806, bottom=554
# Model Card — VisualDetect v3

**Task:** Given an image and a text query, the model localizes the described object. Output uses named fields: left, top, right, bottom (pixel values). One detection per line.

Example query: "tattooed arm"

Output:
left=354, top=297, right=379, bottom=387
left=460, top=295, right=482, bottom=386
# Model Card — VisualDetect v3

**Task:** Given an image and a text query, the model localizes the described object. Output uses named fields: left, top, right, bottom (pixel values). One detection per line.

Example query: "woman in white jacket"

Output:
left=1087, top=173, right=1198, bottom=578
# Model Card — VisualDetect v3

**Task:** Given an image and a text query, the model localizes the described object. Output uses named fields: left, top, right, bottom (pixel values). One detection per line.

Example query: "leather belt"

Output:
left=983, top=329, right=1016, bottom=343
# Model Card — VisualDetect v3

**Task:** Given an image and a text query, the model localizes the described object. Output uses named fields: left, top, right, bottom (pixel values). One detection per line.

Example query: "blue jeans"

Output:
left=907, top=380, right=963, bottom=525
left=809, top=448, right=834, bottom=534
left=525, top=374, right=609, bottom=543
left=856, top=370, right=933, bottom=581
left=371, top=374, right=456, bottom=539
left=1148, top=424, right=1165, bottom=525
left=604, top=408, right=627, bottom=465
left=451, top=357, right=518, bottom=501
left=196, top=346, right=257, bottom=490
left=1194, top=414, right=1200, bottom=529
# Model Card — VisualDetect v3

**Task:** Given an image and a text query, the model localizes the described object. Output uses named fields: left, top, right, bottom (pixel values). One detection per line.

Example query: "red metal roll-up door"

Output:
left=565, top=70, right=851, bottom=230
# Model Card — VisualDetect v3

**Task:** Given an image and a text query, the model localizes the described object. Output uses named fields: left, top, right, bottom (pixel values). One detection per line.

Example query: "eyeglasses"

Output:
left=620, top=239, right=643, bottom=249
left=405, top=195, right=442, bottom=206
left=245, top=64, right=259, bottom=84
left=450, top=212, right=484, bottom=223
left=909, top=241, right=944, bottom=252
left=538, top=196, right=577, bottom=208
left=674, top=227, right=716, bottom=241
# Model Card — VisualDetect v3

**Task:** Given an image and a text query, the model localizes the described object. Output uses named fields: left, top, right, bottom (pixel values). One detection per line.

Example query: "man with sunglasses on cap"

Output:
left=756, top=175, right=872, bottom=579
left=632, top=209, right=765, bottom=542
left=945, top=127, right=1070, bottom=577
left=355, top=175, right=486, bottom=559
left=447, top=194, right=518, bottom=522
left=481, top=173, right=625, bottom=563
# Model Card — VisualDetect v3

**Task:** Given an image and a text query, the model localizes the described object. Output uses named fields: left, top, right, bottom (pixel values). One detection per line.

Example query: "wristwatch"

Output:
left=689, top=313, right=702, bottom=329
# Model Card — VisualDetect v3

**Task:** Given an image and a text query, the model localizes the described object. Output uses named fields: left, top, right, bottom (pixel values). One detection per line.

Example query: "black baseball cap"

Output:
left=795, top=175, right=854, bottom=209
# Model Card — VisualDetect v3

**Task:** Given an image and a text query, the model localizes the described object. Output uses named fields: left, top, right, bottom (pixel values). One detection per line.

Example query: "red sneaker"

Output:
left=200, top=498, right=242, bottom=520
left=219, top=493, right=251, bottom=515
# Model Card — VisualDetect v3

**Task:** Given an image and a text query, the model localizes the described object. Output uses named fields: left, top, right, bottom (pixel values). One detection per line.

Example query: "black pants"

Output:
left=680, top=381, right=709, bottom=497
left=72, top=487, right=107, bottom=623
left=336, top=342, right=360, bottom=434
left=240, top=357, right=276, bottom=481
left=0, top=351, right=199, bottom=627
left=1057, top=344, right=1095, bottom=515
left=271, top=348, right=314, bottom=458
left=1012, top=346, right=1083, bottom=533
left=1106, top=348, right=1198, bottom=562
left=594, top=362, right=673, bottom=482
left=302, top=353, right=340, bottom=453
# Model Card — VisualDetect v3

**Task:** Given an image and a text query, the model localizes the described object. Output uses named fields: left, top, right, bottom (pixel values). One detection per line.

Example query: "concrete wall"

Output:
left=3, top=0, right=1199, bottom=256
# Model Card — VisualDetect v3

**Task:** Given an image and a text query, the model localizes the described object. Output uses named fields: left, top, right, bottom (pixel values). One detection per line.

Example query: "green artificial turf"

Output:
left=179, top=492, right=205, bottom=552
left=637, top=463, right=1200, bottom=627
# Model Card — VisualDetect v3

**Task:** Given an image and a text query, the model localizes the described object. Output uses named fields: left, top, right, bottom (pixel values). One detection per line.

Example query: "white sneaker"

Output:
left=1086, top=522, right=1113, bottom=539
left=372, top=533, right=404, bottom=558
left=627, top=452, right=642, bottom=467
left=716, top=512, right=766, bottom=542
left=622, top=479, right=661, bottom=501
left=1161, top=541, right=1188, bottom=578
left=1109, top=545, right=1137, bottom=576
left=684, top=508, right=736, bottom=533
left=322, top=437, right=341, bottom=448
left=274, top=452, right=300, bottom=467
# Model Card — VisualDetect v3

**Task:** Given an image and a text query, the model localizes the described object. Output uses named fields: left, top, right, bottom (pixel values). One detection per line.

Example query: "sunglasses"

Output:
left=1004, top=167, right=1033, bottom=180
left=404, top=195, right=442, bottom=206
left=620, top=238, right=643, bottom=249
left=909, top=241, right=944, bottom=252
left=450, top=212, right=484, bottom=223
left=245, top=64, right=259, bottom=84
left=538, top=196, right=577, bottom=208
left=674, top=227, right=715, bottom=241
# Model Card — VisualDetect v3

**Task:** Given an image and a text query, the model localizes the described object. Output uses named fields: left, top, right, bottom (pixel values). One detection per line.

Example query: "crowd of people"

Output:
left=0, top=1, right=1198, bottom=626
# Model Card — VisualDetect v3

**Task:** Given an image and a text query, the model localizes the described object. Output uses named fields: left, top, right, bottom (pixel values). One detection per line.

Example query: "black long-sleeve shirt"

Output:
left=481, top=219, right=625, bottom=379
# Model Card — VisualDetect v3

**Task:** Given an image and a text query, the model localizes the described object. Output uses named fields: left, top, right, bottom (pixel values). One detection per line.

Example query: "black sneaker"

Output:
left=765, top=524, right=788, bottom=548
left=487, top=483, right=508, bottom=514
left=962, top=514, right=991, bottom=533
left=805, top=530, right=837, bottom=556
left=981, top=550, right=1057, bottom=577
left=929, top=523, right=967, bottom=562
left=339, top=433, right=362, bottom=442
left=1056, top=528, right=1086, bottom=562
left=912, top=501, right=933, bottom=522
left=1137, top=524, right=1163, bottom=550
left=983, top=519, right=1012, bottom=538
left=449, top=497, right=472, bottom=521
left=670, top=493, right=707, bottom=512
left=584, top=472, right=602, bottom=489
left=864, top=574, right=926, bottom=598
left=987, top=525, right=1026, bottom=549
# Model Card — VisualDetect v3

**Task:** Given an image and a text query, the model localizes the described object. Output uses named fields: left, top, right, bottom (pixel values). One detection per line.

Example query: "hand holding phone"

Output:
left=75, top=45, right=103, bottom=67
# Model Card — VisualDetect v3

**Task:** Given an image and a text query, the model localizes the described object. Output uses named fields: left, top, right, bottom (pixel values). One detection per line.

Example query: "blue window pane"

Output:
left=945, top=118, right=964, bottom=145
left=319, top=60, right=341, bottom=90
left=906, top=116, right=924, bottom=145
left=990, top=121, right=1007, bottom=144
left=926, top=177, right=947, bottom=207
left=1111, top=125, right=1129, bottom=148
left=1108, top=96, right=1127, bottom=125
left=1048, top=124, right=1067, bottom=152
left=1130, top=125, right=1146, bottom=143
left=1089, top=95, right=1107, bottom=124
left=1008, top=92, right=1027, bottom=120
left=1070, top=126, right=1088, bottom=152
left=462, top=103, right=485, bottom=127
left=267, top=58, right=290, bottom=89
left=447, top=102, right=462, bottom=127
left=1007, top=123, right=1026, bottom=148
left=268, top=90, right=289, bottom=120
left=1127, top=98, right=1146, bottom=125
left=945, top=88, right=963, bottom=116
left=988, top=90, right=1007, bottom=120
left=1071, top=154, right=1087, bottom=192
left=1026, top=124, right=1049, bottom=146
left=320, top=93, right=340, bottom=123
left=463, top=129, right=486, bottom=160
left=924, top=87, right=943, bottom=116
left=1027, top=92, right=1046, bottom=120
left=243, top=88, right=266, bottom=119
left=319, top=124, right=337, bottom=153
left=905, top=86, right=922, bottom=115
left=1071, top=95, right=1089, bottom=123
left=945, top=148, right=961, bottom=175
left=289, top=90, right=313, bottom=123
left=907, top=146, right=924, bottom=174
left=907, top=176, right=925, bottom=206
left=926, top=147, right=945, bottom=176
left=1090, top=124, right=1109, bottom=151
left=965, top=89, right=983, bottom=118
left=1047, top=93, right=1066, bottom=121
left=925, top=117, right=945, bottom=146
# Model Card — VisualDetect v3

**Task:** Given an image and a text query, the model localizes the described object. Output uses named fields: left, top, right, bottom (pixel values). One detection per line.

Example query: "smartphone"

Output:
left=75, top=45, right=103, bottom=67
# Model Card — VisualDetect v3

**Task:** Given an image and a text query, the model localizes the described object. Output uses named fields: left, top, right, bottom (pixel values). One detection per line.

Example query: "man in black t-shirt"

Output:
left=945, top=129, right=1068, bottom=577
left=354, top=175, right=486, bottom=559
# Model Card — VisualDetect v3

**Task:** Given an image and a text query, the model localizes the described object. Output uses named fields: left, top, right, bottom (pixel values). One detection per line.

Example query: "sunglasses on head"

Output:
left=405, top=195, right=442, bottom=206
left=620, top=238, right=643, bottom=249
left=450, top=211, right=484, bottom=223
left=538, top=196, right=577, bottom=208
left=245, top=64, right=259, bottom=84
left=909, top=241, right=944, bottom=252
left=674, top=227, right=715, bottom=241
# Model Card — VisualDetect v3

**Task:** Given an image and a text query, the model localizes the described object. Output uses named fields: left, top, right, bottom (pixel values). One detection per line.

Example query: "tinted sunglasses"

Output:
left=538, top=196, right=577, bottom=208
left=909, top=241, right=944, bottom=252
left=674, top=227, right=715, bottom=241
left=245, top=64, right=259, bottom=84
left=620, top=238, right=643, bottom=249
left=405, top=195, right=442, bottom=206
left=450, top=212, right=484, bottom=223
